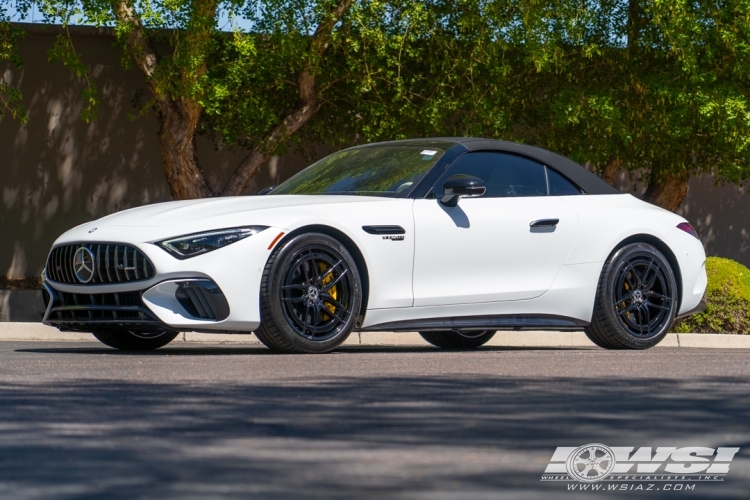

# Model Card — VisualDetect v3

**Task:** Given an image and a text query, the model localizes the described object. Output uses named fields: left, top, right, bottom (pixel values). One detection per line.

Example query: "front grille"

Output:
left=47, top=244, right=155, bottom=284
left=45, top=289, right=161, bottom=326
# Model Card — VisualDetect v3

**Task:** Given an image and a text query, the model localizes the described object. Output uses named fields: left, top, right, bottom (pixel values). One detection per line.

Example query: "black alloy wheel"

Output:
left=419, top=330, right=496, bottom=349
left=585, top=243, right=678, bottom=349
left=255, top=233, right=362, bottom=353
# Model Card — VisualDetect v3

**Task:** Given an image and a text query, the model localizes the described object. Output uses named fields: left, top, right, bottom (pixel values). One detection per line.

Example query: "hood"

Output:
left=94, top=195, right=388, bottom=227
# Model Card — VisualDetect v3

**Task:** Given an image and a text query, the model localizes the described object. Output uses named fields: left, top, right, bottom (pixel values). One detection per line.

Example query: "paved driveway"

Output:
left=0, top=342, right=748, bottom=499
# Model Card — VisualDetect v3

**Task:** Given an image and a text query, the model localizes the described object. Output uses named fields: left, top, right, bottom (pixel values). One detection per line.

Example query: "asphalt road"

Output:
left=0, top=341, right=749, bottom=500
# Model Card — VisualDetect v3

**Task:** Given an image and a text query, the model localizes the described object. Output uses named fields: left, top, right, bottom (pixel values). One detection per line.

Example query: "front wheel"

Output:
left=419, top=330, right=496, bottom=349
left=585, top=243, right=678, bottom=349
left=92, top=329, right=179, bottom=351
left=255, top=232, right=362, bottom=354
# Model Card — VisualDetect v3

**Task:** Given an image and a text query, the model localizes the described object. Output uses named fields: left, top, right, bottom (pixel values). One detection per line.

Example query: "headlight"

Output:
left=157, top=226, right=268, bottom=259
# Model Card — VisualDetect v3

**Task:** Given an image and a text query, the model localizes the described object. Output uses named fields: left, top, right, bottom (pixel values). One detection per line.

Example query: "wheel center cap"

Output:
left=307, top=286, right=319, bottom=301
left=633, top=290, right=643, bottom=303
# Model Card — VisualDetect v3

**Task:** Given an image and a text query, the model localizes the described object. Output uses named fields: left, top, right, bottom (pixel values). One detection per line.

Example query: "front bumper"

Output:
left=42, top=226, right=285, bottom=333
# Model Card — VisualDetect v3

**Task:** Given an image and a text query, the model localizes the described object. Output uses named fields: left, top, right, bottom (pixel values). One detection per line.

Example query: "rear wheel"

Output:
left=255, top=233, right=362, bottom=354
left=419, top=330, right=496, bottom=349
left=585, top=243, right=678, bottom=349
left=92, top=329, right=179, bottom=351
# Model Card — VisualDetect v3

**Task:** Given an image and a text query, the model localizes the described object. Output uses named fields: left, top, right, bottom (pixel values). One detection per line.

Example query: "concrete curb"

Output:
left=1, top=323, right=749, bottom=348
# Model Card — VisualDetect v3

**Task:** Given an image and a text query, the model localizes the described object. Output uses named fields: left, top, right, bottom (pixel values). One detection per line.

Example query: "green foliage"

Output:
left=673, top=257, right=750, bottom=334
left=0, top=9, right=27, bottom=122
left=2, top=0, right=750, bottom=191
left=48, top=32, right=98, bottom=122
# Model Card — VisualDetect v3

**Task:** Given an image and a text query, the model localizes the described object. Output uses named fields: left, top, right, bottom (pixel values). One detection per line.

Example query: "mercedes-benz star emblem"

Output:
left=73, top=247, right=95, bottom=283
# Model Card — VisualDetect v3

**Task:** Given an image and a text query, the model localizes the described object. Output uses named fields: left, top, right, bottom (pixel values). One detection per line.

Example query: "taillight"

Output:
left=677, top=222, right=700, bottom=240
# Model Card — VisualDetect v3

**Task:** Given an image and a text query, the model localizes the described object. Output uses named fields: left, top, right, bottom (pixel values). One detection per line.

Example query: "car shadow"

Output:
left=14, top=345, right=596, bottom=356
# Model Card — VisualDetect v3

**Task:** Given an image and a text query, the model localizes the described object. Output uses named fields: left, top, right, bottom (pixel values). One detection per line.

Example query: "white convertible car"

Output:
left=42, top=138, right=707, bottom=353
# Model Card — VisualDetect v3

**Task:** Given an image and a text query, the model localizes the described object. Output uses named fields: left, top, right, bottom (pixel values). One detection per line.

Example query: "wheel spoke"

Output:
left=615, top=291, right=635, bottom=307
left=624, top=263, right=642, bottom=287
left=320, top=260, right=343, bottom=282
left=308, top=251, right=321, bottom=282
left=639, top=258, right=655, bottom=287
left=645, top=299, right=671, bottom=311
left=322, top=294, right=350, bottom=315
left=637, top=306, right=646, bottom=335
left=300, top=255, right=312, bottom=284
left=617, top=302, right=638, bottom=316
left=323, top=304, right=347, bottom=325
left=302, top=303, right=311, bottom=333
left=321, top=269, right=348, bottom=292
left=281, top=296, right=306, bottom=302
left=281, top=284, right=307, bottom=290
left=643, top=290, right=671, bottom=302
left=643, top=262, right=662, bottom=290
left=310, top=304, right=319, bottom=335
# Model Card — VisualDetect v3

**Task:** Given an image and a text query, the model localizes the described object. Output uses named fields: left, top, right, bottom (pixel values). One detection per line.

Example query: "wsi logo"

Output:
left=542, top=444, right=739, bottom=483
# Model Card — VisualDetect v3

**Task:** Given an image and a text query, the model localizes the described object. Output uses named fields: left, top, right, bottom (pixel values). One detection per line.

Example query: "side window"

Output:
left=547, top=168, right=582, bottom=195
left=435, top=152, right=547, bottom=198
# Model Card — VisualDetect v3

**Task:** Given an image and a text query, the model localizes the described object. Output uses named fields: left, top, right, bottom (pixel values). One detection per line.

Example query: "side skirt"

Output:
left=360, top=314, right=589, bottom=332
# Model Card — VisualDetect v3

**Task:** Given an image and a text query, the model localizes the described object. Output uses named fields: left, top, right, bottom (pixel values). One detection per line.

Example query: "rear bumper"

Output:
left=676, top=293, right=707, bottom=320
left=664, top=227, right=708, bottom=315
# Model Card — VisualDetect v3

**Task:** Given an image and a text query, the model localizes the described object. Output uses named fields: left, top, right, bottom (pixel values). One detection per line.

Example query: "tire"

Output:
left=585, top=243, right=679, bottom=349
left=419, top=330, right=496, bottom=349
left=92, top=329, right=179, bottom=351
left=255, top=232, right=362, bottom=354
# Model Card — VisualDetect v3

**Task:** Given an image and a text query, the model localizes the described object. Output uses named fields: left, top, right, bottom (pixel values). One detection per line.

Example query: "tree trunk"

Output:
left=155, top=100, right=214, bottom=199
left=220, top=89, right=320, bottom=196
left=113, top=0, right=351, bottom=200
left=112, top=0, right=216, bottom=200
left=641, top=170, right=689, bottom=212
left=601, top=158, right=621, bottom=186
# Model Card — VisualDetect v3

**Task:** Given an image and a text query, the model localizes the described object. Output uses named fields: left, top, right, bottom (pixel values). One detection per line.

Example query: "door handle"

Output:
left=529, top=218, right=559, bottom=227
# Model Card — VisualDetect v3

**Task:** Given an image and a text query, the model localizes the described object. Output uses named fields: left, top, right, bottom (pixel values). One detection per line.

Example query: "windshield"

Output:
left=270, top=146, right=445, bottom=197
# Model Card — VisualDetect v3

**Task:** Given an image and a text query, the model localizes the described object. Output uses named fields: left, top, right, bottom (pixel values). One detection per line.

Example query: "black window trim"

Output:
left=414, top=148, right=585, bottom=199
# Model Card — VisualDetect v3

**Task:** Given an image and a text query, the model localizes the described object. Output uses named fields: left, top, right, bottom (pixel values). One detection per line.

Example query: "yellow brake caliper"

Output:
left=319, top=262, right=338, bottom=319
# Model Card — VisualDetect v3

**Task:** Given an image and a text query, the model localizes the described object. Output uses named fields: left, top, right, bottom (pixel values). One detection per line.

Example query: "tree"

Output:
left=415, top=0, right=750, bottom=212
left=3, top=0, right=750, bottom=212
left=3, top=0, right=364, bottom=199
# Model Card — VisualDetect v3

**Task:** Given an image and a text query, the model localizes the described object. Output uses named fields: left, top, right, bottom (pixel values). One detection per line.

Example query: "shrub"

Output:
left=672, top=257, right=750, bottom=334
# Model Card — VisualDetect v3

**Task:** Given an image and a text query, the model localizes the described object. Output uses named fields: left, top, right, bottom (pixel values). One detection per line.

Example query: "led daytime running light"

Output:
left=159, top=226, right=268, bottom=259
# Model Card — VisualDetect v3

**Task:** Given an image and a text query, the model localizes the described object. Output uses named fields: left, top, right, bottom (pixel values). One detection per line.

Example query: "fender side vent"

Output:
left=362, top=225, right=406, bottom=235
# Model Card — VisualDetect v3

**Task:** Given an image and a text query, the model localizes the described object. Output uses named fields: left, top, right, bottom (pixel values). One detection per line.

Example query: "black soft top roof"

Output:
left=354, top=138, right=621, bottom=195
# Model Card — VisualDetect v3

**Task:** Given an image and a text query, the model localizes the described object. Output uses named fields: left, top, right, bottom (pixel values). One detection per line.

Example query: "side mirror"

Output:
left=258, top=186, right=276, bottom=195
left=439, top=175, right=486, bottom=207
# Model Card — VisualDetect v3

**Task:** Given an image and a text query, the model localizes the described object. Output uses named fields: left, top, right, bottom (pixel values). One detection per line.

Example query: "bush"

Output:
left=672, top=257, right=750, bottom=334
